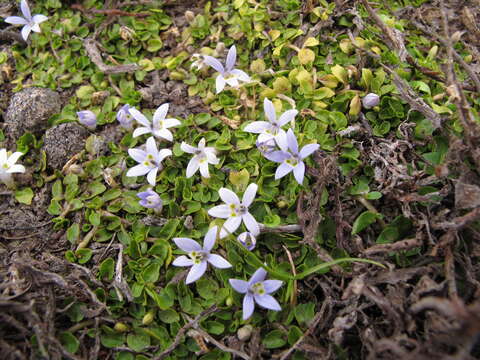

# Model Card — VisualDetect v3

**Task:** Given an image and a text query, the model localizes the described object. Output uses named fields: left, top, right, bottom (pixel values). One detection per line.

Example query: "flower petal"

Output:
left=263, top=98, right=276, bottom=123
left=153, top=128, right=173, bottom=141
left=129, top=108, right=151, bottom=127
left=145, top=137, right=158, bottom=155
left=7, top=152, right=23, bottom=166
left=215, top=75, right=226, bottom=94
left=172, top=255, right=194, bottom=267
left=242, top=293, right=255, bottom=320
left=226, top=45, right=237, bottom=71
left=30, top=22, right=40, bottom=33
left=0, top=149, right=6, bottom=164
left=186, top=262, right=207, bottom=284
left=244, top=121, right=271, bottom=134
left=249, top=268, right=267, bottom=286
left=274, top=130, right=289, bottom=152
left=20, top=0, right=31, bottom=20
left=293, top=161, right=305, bottom=184
left=163, top=118, right=181, bottom=128
left=242, top=212, right=260, bottom=236
left=264, top=150, right=289, bottom=163
left=153, top=103, right=169, bottom=122
left=275, top=162, right=293, bottom=180
left=221, top=216, right=242, bottom=237
left=21, top=25, right=32, bottom=41
left=128, top=148, right=146, bottom=163
left=225, top=76, right=239, bottom=88
left=300, top=144, right=320, bottom=159
left=158, top=148, right=172, bottom=162
left=199, top=160, right=210, bottom=178
left=203, top=226, right=217, bottom=252
left=286, top=128, right=298, bottom=154
left=254, top=294, right=281, bottom=311
left=181, top=142, right=197, bottom=154
left=132, top=127, right=151, bottom=138
left=229, top=279, right=248, bottom=294
left=208, top=205, right=231, bottom=219
left=263, top=280, right=283, bottom=294
left=277, top=109, right=298, bottom=127
left=32, top=14, right=48, bottom=24
left=230, top=69, right=251, bottom=82
left=7, top=164, right=25, bottom=173
left=203, top=55, right=225, bottom=74
left=242, top=183, right=257, bottom=207
left=186, top=157, right=200, bottom=178
left=207, top=254, right=232, bottom=269
left=126, top=164, right=150, bottom=177
left=219, top=188, right=240, bottom=205
left=146, top=168, right=158, bottom=186
left=173, top=237, right=202, bottom=252
left=4, top=16, right=28, bottom=25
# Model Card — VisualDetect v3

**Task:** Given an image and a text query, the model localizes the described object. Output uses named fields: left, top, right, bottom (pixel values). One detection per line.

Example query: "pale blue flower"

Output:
left=237, top=232, right=256, bottom=251
left=126, top=137, right=171, bottom=186
left=137, top=188, right=162, bottom=212
left=208, top=183, right=260, bottom=238
left=229, top=267, right=283, bottom=320
left=117, top=104, right=134, bottom=130
left=181, top=138, right=219, bottom=178
left=173, top=226, right=232, bottom=284
left=130, top=103, right=180, bottom=141
left=77, top=110, right=97, bottom=129
left=203, top=45, right=251, bottom=93
left=4, top=0, right=48, bottom=41
left=0, top=148, right=25, bottom=188
left=362, top=93, right=380, bottom=109
left=267, top=129, right=319, bottom=184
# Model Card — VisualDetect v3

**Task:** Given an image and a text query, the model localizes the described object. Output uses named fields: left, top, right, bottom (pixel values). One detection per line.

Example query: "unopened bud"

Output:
left=114, top=322, right=128, bottom=333
left=184, top=10, right=195, bottom=23
left=237, top=325, right=253, bottom=341
left=215, top=42, right=225, bottom=57
left=142, top=311, right=155, bottom=325
left=362, top=93, right=380, bottom=109
left=349, top=95, right=361, bottom=116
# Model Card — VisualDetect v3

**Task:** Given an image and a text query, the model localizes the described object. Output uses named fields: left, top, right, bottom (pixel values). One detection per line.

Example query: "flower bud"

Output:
left=116, top=104, right=133, bottom=130
left=215, top=42, right=225, bottom=57
left=184, top=10, right=195, bottom=23
left=237, top=325, right=253, bottom=341
left=237, top=232, right=256, bottom=251
left=114, top=322, right=128, bottom=333
left=77, top=110, right=97, bottom=129
left=362, top=93, right=380, bottom=109
left=142, top=311, right=155, bottom=325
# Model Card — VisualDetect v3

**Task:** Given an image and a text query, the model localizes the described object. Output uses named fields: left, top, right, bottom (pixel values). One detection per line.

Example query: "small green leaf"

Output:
left=158, top=309, right=179, bottom=324
left=351, top=211, right=381, bottom=235
left=15, top=187, right=34, bottom=205
left=66, top=223, right=80, bottom=244
left=127, top=333, right=150, bottom=352
left=262, top=330, right=286, bottom=349
left=59, top=332, right=80, bottom=354
left=75, top=248, right=93, bottom=264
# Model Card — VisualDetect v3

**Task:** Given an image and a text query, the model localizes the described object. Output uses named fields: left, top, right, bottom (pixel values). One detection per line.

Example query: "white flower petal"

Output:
left=203, top=55, right=225, bottom=73
left=199, top=160, right=210, bottom=178
left=7, top=152, right=23, bottom=166
left=186, top=262, right=207, bottom=284
left=229, top=279, right=249, bottom=294
left=31, top=22, right=40, bottom=33
left=226, top=45, right=237, bottom=72
left=274, top=130, right=288, bottom=152
left=145, top=137, right=158, bottom=155
left=293, top=162, right=305, bottom=184
left=154, top=128, right=173, bottom=141
left=225, top=76, right=239, bottom=88
left=21, top=25, right=32, bottom=41
left=249, top=268, right=267, bottom=285
left=244, top=121, right=271, bottom=134
left=7, top=164, right=25, bottom=174
left=126, top=164, right=150, bottom=177
left=163, top=118, right=181, bottom=128
left=242, top=212, right=260, bottom=236
left=173, top=237, right=202, bottom=252
left=132, top=127, right=151, bottom=138
left=263, top=280, right=283, bottom=294
left=216, top=75, right=226, bottom=94
left=4, top=16, right=28, bottom=25
left=278, top=109, right=298, bottom=127
left=128, top=148, right=146, bottom=163
left=208, top=205, right=231, bottom=219
left=158, top=149, right=172, bottom=162
left=186, top=157, right=200, bottom=178
left=0, top=149, right=7, bottom=164
left=153, top=103, right=169, bottom=122
left=219, top=188, right=240, bottom=205
left=242, top=183, right=258, bottom=207
left=263, top=98, right=276, bottom=123
left=181, top=142, right=197, bottom=154
left=242, top=293, right=255, bottom=320
left=203, top=226, right=218, bottom=252
left=254, top=294, right=282, bottom=311
left=129, top=108, right=151, bottom=127
left=300, top=144, right=320, bottom=159
left=32, top=14, right=48, bottom=24
left=147, top=167, right=158, bottom=185
left=172, top=255, right=194, bottom=267
left=221, top=216, right=242, bottom=236
left=207, top=254, right=232, bottom=269
left=20, top=0, right=31, bottom=20
left=230, top=69, right=251, bottom=82
left=275, top=162, right=293, bottom=180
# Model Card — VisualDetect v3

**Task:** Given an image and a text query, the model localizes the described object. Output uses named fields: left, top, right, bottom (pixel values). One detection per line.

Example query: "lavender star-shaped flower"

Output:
left=181, top=138, right=219, bottom=178
left=126, top=137, right=172, bottom=186
left=137, top=188, right=162, bottom=212
left=229, top=267, right=283, bottom=320
left=237, top=232, right=256, bottom=251
left=117, top=104, right=134, bottom=130
left=244, top=98, right=297, bottom=148
left=4, top=0, right=48, bottom=41
left=266, top=129, right=319, bottom=185
left=131, top=103, right=180, bottom=141
left=172, top=226, right=232, bottom=284
left=203, top=45, right=251, bottom=94
left=208, top=183, right=260, bottom=238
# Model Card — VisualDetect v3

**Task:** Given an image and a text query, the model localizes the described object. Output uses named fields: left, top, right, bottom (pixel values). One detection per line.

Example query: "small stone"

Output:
left=4, top=87, right=62, bottom=139
left=237, top=325, right=253, bottom=341
left=43, top=123, right=89, bottom=170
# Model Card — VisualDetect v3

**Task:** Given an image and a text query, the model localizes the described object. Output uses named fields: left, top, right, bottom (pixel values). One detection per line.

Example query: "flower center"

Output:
left=189, top=251, right=205, bottom=264
left=2, top=164, right=8, bottom=169
left=285, top=154, right=300, bottom=167
left=251, top=282, right=266, bottom=295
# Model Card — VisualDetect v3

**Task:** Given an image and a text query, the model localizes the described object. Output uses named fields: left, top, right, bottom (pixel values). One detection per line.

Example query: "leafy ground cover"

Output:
left=1, top=0, right=480, bottom=359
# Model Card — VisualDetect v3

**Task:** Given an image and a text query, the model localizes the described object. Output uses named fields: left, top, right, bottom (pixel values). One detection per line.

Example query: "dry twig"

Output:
left=83, top=38, right=141, bottom=74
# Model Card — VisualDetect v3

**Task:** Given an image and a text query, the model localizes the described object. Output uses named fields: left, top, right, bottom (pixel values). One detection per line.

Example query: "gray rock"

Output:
left=44, top=122, right=89, bottom=170
left=4, top=87, right=62, bottom=138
